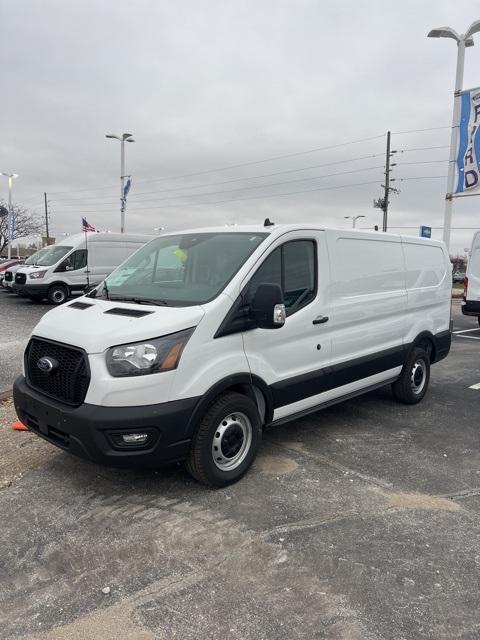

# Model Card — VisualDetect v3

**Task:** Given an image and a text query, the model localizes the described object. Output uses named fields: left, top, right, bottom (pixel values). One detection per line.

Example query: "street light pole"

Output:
left=344, top=215, right=365, bottom=228
left=106, top=132, right=135, bottom=233
left=428, top=20, right=480, bottom=250
left=1, top=172, right=19, bottom=259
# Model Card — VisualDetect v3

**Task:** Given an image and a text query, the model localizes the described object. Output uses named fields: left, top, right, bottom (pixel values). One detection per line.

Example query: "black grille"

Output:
left=26, top=338, right=90, bottom=406
left=4, top=271, right=13, bottom=282
left=15, top=272, right=26, bottom=285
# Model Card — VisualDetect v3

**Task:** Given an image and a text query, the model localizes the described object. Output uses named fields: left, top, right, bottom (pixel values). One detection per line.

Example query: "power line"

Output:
left=395, top=160, right=449, bottom=166
left=398, top=175, right=447, bottom=181
left=55, top=165, right=385, bottom=210
left=398, top=145, right=449, bottom=153
left=391, top=126, right=451, bottom=135
left=56, top=179, right=381, bottom=213
left=46, top=133, right=386, bottom=197
left=51, top=152, right=386, bottom=204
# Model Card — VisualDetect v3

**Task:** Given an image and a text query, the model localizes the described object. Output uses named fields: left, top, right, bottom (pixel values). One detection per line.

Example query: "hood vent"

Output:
left=68, top=301, right=94, bottom=310
left=104, top=307, right=154, bottom=318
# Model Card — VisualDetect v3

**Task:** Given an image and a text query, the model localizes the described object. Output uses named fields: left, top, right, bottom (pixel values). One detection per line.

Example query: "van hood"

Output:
left=32, top=298, right=205, bottom=354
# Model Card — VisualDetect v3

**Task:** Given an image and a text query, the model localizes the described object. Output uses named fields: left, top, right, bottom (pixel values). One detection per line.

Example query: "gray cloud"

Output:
left=3, top=0, right=480, bottom=253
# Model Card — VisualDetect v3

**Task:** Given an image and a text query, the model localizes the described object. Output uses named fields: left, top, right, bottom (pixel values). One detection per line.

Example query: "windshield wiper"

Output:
left=108, top=295, right=169, bottom=306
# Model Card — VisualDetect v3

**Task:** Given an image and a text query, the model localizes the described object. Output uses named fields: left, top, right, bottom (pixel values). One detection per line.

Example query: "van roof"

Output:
left=159, top=224, right=446, bottom=247
left=56, top=232, right=155, bottom=246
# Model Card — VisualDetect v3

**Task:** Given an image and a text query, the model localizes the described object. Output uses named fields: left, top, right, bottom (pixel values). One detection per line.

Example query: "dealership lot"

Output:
left=0, top=298, right=479, bottom=639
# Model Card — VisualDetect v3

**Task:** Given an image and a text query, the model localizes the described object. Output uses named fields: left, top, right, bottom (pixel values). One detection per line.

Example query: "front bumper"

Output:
left=15, top=283, right=50, bottom=298
left=13, top=375, right=199, bottom=468
left=462, top=300, right=480, bottom=317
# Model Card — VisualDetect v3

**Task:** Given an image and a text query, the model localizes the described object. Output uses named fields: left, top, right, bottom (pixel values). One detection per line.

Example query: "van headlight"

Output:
left=29, top=270, right=48, bottom=279
left=106, top=327, right=195, bottom=377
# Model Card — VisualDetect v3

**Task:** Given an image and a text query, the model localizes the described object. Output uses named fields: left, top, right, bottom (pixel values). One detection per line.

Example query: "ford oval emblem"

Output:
left=37, top=356, right=57, bottom=373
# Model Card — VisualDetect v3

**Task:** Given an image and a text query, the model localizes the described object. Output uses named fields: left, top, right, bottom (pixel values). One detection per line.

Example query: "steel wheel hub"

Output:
left=212, top=412, right=252, bottom=471
left=410, top=360, right=427, bottom=395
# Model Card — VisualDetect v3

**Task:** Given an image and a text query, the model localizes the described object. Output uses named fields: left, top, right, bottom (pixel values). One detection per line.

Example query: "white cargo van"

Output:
left=2, top=247, right=50, bottom=291
left=462, top=230, right=480, bottom=325
left=14, top=232, right=153, bottom=304
left=13, top=224, right=452, bottom=486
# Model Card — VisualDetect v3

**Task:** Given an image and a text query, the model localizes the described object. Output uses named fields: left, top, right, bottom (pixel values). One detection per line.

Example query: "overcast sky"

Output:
left=3, top=0, right=480, bottom=253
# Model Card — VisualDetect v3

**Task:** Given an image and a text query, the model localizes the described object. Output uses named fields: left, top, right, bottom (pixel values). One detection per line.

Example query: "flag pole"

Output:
left=84, top=221, right=90, bottom=292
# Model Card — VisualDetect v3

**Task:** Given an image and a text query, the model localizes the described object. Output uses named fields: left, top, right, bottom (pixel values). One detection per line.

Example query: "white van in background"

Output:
left=2, top=247, right=50, bottom=291
left=13, top=224, right=452, bottom=486
left=13, top=232, right=154, bottom=304
left=462, top=230, right=480, bottom=326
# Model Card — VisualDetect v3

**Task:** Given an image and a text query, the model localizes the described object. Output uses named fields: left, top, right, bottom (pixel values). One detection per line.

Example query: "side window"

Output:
left=58, top=250, right=87, bottom=272
left=73, top=250, right=87, bottom=270
left=282, top=241, right=315, bottom=312
left=246, top=240, right=316, bottom=316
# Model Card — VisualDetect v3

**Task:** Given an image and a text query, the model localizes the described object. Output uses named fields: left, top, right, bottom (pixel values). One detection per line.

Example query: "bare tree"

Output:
left=0, top=200, right=43, bottom=255
left=450, top=253, right=468, bottom=272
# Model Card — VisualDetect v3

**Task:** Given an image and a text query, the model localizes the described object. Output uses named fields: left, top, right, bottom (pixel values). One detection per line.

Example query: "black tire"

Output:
left=47, top=284, right=68, bottom=305
left=186, top=391, right=262, bottom=487
left=392, top=347, right=430, bottom=405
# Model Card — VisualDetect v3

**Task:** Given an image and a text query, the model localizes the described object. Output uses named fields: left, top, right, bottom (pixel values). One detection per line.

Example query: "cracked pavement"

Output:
left=0, top=302, right=479, bottom=639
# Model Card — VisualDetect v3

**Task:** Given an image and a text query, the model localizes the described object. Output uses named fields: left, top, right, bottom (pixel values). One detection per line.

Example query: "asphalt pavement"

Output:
left=0, top=291, right=51, bottom=394
left=0, top=301, right=479, bottom=639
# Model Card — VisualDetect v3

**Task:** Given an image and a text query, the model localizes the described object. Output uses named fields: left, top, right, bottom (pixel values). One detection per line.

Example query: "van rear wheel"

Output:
left=186, top=392, right=261, bottom=487
left=47, top=284, right=68, bottom=305
left=392, top=347, right=430, bottom=404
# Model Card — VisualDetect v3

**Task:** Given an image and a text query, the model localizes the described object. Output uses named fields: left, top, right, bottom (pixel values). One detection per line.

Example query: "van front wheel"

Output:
left=186, top=392, right=261, bottom=487
left=392, top=347, right=430, bottom=404
left=47, top=284, right=68, bottom=305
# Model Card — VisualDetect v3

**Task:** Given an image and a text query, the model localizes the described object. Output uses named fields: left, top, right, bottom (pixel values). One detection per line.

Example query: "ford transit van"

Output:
left=13, top=224, right=452, bottom=486
left=14, top=232, right=153, bottom=304
left=462, top=230, right=480, bottom=325
left=2, top=247, right=50, bottom=291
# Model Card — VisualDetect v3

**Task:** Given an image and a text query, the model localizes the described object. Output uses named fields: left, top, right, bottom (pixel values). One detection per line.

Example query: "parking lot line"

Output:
left=469, top=382, right=480, bottom=390
left=453, top=328, right=480, bottom=334
left=456, top=334, right=480, bottom=340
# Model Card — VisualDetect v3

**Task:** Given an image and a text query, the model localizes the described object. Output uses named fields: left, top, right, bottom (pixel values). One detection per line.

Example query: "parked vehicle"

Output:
left=453, top=271, right=466, bottom=284
left=0, top=258, right=23, bottom=287
left=2, top=248, right=50, bottom=291
left=13, top=224, right=452, bottom=486
left=462, top=230, right=480, bottom=326
left=13, top=233, right=153, bottom=304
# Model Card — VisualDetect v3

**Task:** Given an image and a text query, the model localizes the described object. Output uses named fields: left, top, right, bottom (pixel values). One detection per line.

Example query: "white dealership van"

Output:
left=13, top=224, right=452, bottom=486
left=14, top=232, right=153, bottom=304
left=2, top=247, right=50, bottom=291
left=462, top=230, right=480, bottom=325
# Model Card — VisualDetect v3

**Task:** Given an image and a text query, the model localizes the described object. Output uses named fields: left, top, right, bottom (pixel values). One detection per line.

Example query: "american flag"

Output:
left=82, top=217, right=96, bottom=232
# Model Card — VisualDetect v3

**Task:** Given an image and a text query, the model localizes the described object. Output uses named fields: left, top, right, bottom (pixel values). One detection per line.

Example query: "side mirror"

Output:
left=251, top=283, right=286, bottom=329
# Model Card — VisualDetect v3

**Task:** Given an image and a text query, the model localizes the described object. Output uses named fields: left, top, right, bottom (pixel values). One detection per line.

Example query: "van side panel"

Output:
left=401, top=239, right=451, bottom=344
left=466, top=230, right=480, bottom=304
left=327, top=231, right=407, bottom=368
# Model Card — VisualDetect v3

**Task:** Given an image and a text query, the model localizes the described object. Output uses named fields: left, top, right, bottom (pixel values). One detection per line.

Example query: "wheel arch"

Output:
left=185, top=373, right=273, bottom=436
left=410, top=331, right=437, bottom=363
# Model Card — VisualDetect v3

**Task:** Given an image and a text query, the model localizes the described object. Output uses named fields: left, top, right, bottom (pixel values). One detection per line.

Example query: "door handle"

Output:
left=312, top=315, right=329, bottom=325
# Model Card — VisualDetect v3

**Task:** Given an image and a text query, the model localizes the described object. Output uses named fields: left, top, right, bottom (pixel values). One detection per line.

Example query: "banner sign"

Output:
left=420, top=225, right=432, bottom=238
left=456, top=86, right=480, bottom=193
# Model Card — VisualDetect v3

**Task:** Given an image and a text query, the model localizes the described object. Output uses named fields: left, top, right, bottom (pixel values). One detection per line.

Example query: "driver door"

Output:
left=241, top=230, right=332, bottom=422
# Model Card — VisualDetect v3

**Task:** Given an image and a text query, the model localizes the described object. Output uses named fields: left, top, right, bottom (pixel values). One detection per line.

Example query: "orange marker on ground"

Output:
left=11, top=421, right=28, bottom=431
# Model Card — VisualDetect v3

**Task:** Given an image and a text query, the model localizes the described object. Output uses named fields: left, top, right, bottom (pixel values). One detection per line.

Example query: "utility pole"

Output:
left=383, top=131, right=391, bottom=232
left=373, top=131, right=398, bottom=232
left=44, top=192, right=50, bottom=244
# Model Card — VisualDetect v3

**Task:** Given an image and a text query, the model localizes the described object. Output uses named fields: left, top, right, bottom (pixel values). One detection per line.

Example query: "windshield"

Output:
left=25, top=248, right=50, bottom=265
left=34, top=246, right=73, bottom=266
left=103, top=232, right=267, bottom=306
